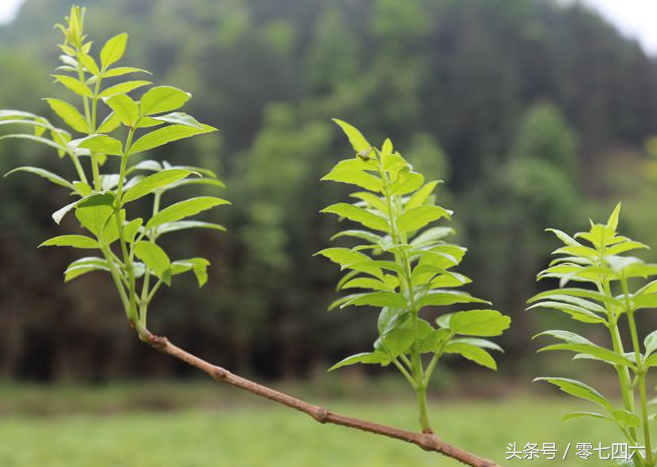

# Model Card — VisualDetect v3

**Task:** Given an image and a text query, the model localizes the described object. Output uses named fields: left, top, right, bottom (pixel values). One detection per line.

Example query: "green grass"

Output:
left=0, top=382, right=631, bottom=467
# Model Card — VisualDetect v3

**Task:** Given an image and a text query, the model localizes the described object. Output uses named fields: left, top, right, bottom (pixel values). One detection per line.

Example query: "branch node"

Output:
left=312, top=407, right=330, bottom=423
left=147, top=333, right=169, bottom=352
left=213, top=367, right=229, bottom=381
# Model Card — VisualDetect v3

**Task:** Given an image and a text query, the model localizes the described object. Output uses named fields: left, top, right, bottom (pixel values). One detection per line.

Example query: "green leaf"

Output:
left=377, top=307, right=410, bottom=336
left=171, top=258, right=210, bottom=287
left=75, top=134, right=123, bottom=156
left=122, top=169, right=192, bottom=204
left=64, top=257, right=110, bottom=282
left=97, top=112, right=121, bottom=133
left=74, top=193, right=115, bottom=238
left=0, top=109, right=38, bottom=120
left=146, top=196, right=229, bottom=230
left=527, top=301, right=607, bottom=324
left=380, top=326, right=415, bottom=356
left=533, top=330, right=594, bottom=346
left=140, top=86, right=191, bottom=115
left=419, top=328, right=453, bottom=353
left=52, top=200, right=79, bottom=225
left=102, top=67, right=151, bottom=78
left=321, top=163, right=382, bottom=192
left=443, top=342, right=497, bottom=370
left=78, top=54, right=100, bottom=76
left=390, top=168, right=424, bottom=195
left=156, top=221, right=226, bottom=236
left=321, top=203, right=388, bottom=232
left=341, top=277, right=391, bottom=291
left=645, top=330, right=657, bottom=357
left=562, top=412, right=613, bottom=423
left=39, top=235, right=99, bottom=249
left=100, top=33, right=128, bottom=69
left=99, top=80, right=151, bottom=98
left=448, top=309, right=511, bottom=337
left=4, top=166, right=74, bottom=190
left=397, top=205, right=451, bottom=233
left=330, top=230, right=383, bottom=245
left=0, top=134, right=68, bottom=154
left=411, top=227, right=454, bottom=247
left=534, top=377, right=613, bottom=411
left=350, top=192, right=388, bottom=213
left=540, top=343, right=635, bottom=368
left=104, top=94, right=139, bottom=127
left=124, top=218, right=143, bottom=243
left=151, top=112, right=203, bottom=128
left=405, top=181, right=440, bottom=211
left=332, top=118, right=371, bottom=153
left=45, top=98, right=87, bottom=133
left=347, top=291, right=406, bottom=308
left=315, top=247, right=371, bottom=269
left=418, top=291, right=489, bottom=308
left=546, top=228, right=581, bottom=247
left=52, top=74, right=93, bottom=97
left=612, top=408, right=641, bottom=429
left=450, top=337, right=503, bottom=353
left=328, top=351, right=390, bottom=371
left=607, top=202, right=622, bottom=231
left=528, top=288, right=623, bottom=308
left=134, top=241, right=171, bottom=285
left=129, top=124, right=216, bottom=154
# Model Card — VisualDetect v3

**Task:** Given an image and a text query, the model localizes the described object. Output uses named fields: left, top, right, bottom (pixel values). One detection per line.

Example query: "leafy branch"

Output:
left=1, top=6, right=228, bottom=340
left=530, top=204, right=657, bottom=467
left=318, top=120, right=511, bottom=434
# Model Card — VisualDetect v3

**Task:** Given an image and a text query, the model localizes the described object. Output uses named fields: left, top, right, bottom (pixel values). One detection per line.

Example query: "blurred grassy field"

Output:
left=0, top=381, right=630, bottom=467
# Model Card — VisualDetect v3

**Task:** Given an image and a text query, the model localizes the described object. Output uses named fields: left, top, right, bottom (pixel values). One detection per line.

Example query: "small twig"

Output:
left=144, top=330, right=502, bottom=467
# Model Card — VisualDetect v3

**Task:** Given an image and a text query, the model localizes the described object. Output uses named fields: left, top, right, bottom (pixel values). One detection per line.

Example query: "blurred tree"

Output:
left=465, top=102, right=579, bottom=361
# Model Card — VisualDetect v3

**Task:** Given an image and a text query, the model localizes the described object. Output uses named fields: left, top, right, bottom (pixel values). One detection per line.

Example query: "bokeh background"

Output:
left=1, top=0, right=657, bottom=466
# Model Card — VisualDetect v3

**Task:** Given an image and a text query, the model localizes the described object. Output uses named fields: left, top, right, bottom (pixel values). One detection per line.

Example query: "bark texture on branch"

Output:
left=144, top=331, right=502, bottom=467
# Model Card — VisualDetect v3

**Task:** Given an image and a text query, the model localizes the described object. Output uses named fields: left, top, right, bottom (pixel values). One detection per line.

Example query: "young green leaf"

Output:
left=104, top=94, right=139, bottom=127
left=448, top=310, right=511, bottom=337
left=122, top=169, right=192, bottom=204
left=134, top=241, right=171, bottom=285
left=4, top=166, right=74, bottom=190
left=320, top=203, right=388, bottom=232
left=100, top=33, right=128, bottom=69
left=332, top=118, right=371, bottom=153
left=99, top=80, right=151, bottom=99
left=74, top=134, right=123, bottom=156
left=129, top=123, right=216, bottom=154
left=328, top=351, right=391, bottom=371
left=44, top=98, right=87, bottom=133
left=443, top=343, right=497, bottom=370
left=146, top=196, right=229, bottom=230
left=39, top=235, right=100, bottom=249
left=140, top=86, right=191, bottom=115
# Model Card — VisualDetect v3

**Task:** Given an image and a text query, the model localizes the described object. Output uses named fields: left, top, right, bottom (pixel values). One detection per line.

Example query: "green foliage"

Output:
left=319, top=119, right=511, bottom=432
left=0, top=6, right=228, bottom=337
left=530, top=204, right=657, bottom=466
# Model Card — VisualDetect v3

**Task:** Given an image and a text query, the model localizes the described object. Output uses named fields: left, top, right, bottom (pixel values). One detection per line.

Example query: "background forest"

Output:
left=2, top=0, right=657, bottom=385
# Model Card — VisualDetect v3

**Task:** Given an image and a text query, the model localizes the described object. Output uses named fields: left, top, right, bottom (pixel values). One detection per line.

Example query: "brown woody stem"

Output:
left=142, top=329, right=502, bottom=467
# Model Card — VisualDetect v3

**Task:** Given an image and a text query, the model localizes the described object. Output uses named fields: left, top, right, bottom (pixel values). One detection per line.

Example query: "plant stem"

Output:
left=113, top=129, right=141, bottom=333
left=69, top=153, right=88, bottom=185
left=376, top=151, right=431, bottom=433
left=391, top=357, right=417, bottom=389
left=623, top=276, right=653, bottom=465
left=599, top=278, right=638, bottom=443
left=416, top=386, right=431, bottom=433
